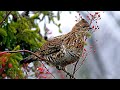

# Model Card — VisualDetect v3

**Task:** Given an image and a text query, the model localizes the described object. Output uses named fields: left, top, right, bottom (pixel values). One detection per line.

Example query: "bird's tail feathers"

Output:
left=20, top=54, right=38, bottom=64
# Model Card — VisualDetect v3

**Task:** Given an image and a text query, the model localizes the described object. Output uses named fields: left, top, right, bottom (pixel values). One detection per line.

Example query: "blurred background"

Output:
left=79, top=11, right=120, bottom=79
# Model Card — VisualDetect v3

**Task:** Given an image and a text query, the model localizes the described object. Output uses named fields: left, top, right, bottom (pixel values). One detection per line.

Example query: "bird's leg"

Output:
left=63, top=68, right=75, bottom=79
left=72, top=60, right=79, bottom=77
left=56, top=66, right=75, bottom=79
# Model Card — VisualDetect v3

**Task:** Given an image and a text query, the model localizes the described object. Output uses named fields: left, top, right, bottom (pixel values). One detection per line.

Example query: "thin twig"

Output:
left=72, top=60, right=79, bottom=77
left=75, top=59, right=85, bottom=73
left=75, top=44, right=97, bottom=73
left=4, top=50, right=46, bottom=61
left=87, top=11, right=95, bottom=26
left=61, top=68, right=76, bottom=79
left=0, top=11, right=12, bottom=26
left=3, top=50, right=56, bottom=79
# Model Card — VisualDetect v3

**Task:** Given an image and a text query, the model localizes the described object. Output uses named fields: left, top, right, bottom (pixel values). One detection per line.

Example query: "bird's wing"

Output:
left=39, top=36, right=63, bottom=55
left=19, top=35, right=64, bottom=64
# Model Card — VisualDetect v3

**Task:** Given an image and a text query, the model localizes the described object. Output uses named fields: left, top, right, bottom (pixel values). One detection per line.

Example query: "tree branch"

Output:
left=61, top=68, right=76, bottom=79
left=72, top=60, right=79, bottom=78
left=4, top=50, right=46, bottom=60
left=0, top=11, right=12, bottom=26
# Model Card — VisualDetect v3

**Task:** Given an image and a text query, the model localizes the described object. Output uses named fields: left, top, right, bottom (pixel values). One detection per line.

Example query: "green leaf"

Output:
left=13, top=45, right=20, bottom=51
left=86, top=32, right=91, bottom=38
left=58, top=29, right=62, bottom=33
left=31, top=13, right=39, bottom=19
left=58, top=23, right=61, bottom=27
left=0, top=16, right=3, bottom=21
left=42, top=11, right=49, bottom=15
left=9, top=25, right=17, bottom=33
left=0, top=28, right=7, bottom=36
left=10, top=58, right=17, bottom=67
left=2, top=36, right=7, bottom=44
left=6, top=37, right=10, bottom=48
left=12, top=55, right=23, bottom=61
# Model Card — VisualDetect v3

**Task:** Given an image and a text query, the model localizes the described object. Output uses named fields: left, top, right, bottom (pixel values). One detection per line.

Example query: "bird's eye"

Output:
left=82, top=26, right=85, bottom=28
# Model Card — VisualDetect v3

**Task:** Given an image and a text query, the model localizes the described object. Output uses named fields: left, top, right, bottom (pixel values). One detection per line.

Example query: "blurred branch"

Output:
left=61, top=68, right=76, bottom=79
left=0, top=11, right=12, bottom=26
left=72, top=60, right=79, bottom=78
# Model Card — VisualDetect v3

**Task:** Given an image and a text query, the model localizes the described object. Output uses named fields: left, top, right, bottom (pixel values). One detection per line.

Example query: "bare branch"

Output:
left=75, top=45, right=97, bottom=73
left=60, top=68, right=76, bottom=79
left=75, top=59, right=85, bottom=73
left=0, top=11, right=12, bottom=26
left=4, top=50, right=46, bottom=60
left=72, top=60, right=79, bottom=78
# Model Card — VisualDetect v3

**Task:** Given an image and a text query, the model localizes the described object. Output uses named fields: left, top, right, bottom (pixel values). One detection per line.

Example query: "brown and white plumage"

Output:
left=20, top=19, right=91, bottom=70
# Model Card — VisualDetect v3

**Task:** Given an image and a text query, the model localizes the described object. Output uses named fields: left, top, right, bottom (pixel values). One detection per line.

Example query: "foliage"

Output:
left=0, top=11, right=62, bottom=79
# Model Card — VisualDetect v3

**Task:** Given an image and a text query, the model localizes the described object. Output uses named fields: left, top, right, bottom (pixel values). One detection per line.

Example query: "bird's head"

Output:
left=75, top=19, right=92, bottom=31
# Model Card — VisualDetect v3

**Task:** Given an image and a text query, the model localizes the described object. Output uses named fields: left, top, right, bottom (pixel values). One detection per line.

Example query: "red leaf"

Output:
left=38, top=67, right=45, bottom=73
left=1, top=57, right=7, bottom=63
left=41, top=75, right=47, bottom=78
left=95, top=12, right=98, bottom=14
left=84, top=48, right=86, bottom=51
left=8, top=63, right=13, bottom=68
left=2, top=64, right=6, bottom=68
left=2, top=73, right=6, bottom=78
left=90, top=45, right=93, bottom=48
left=0, top=52, right=7, bottom=56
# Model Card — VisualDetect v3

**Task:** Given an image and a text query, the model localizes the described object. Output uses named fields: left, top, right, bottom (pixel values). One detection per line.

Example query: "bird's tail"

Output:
left=19, top=53, right=40, bottom=64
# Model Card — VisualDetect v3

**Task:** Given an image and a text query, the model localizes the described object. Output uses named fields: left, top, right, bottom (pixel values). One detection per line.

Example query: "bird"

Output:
left=20, top=19, right=91, bottom=71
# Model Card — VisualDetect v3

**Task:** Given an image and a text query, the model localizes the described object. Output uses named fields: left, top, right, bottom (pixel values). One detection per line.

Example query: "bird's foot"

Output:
left=56, top=66, right=75, bottom=79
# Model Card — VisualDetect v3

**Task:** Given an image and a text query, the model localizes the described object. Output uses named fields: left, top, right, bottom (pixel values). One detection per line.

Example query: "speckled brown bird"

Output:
left=20, top=19, right=91, bottom=70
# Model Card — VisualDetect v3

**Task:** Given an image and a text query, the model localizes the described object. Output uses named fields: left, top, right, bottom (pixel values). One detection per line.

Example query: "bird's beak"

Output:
left=89, top=27, right=92, bottom=29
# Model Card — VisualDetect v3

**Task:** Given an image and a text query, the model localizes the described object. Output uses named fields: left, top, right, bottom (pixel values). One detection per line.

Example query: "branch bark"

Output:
left=0, top=11, right=12, bottom=26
